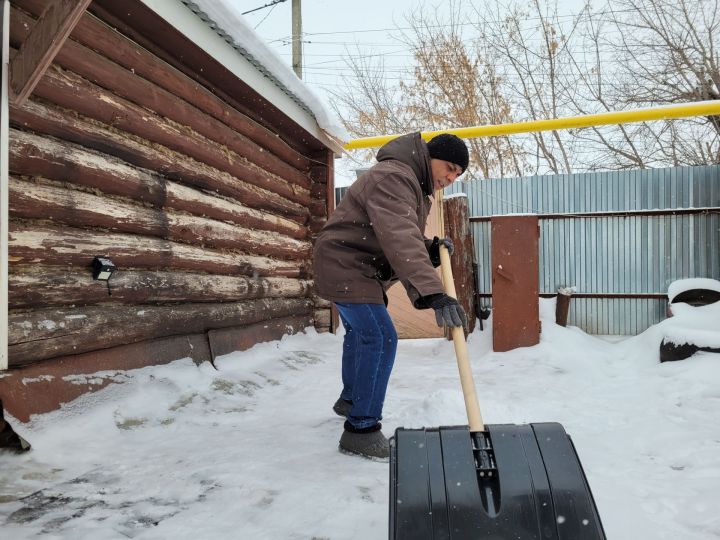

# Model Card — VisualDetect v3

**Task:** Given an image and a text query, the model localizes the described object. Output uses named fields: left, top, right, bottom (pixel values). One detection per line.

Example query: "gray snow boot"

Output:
left=332, top=398, right=352, bottom=418
left=339, top=421, right=389, bottom=461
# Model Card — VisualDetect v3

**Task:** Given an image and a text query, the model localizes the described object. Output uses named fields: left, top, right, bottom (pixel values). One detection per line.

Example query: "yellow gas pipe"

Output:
left=343, top=100, right=720, bottom=150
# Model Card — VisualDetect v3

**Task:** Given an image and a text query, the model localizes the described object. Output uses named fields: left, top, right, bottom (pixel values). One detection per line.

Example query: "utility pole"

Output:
left=291, top=0, right=302, bottom=78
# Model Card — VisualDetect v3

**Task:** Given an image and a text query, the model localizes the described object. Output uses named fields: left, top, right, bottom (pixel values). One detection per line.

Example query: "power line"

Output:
left=291, top=54, right=644, bottom=67
left=254, top=3, right=280, bottom=29
left=298, top=63, right=667, bottom=75
left=300, top=74, right=634, bottom=87
left=242, top=0, right=288, bottom=16
left=267, top=7, right=637, bottom=42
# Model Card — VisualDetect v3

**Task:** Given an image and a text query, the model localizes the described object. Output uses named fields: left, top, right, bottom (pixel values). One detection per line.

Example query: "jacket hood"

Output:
left=376, top=132, right=433, bottom=196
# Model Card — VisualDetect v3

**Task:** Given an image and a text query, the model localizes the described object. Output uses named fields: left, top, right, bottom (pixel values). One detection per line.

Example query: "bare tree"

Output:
left=472, top=0, right=582, bottom=174
left=563, top=5, right=651, bottom=170
left=598, top=0, right=719, bottom=165
left=330, top=2, right=527, bottom=179
left=398, top=5, right=528, bottom=178
left=479, top=0, right=720, bottom=169
left=332, top=0, right=720, bottom=175
left=330, top=47, right=415, bottom=138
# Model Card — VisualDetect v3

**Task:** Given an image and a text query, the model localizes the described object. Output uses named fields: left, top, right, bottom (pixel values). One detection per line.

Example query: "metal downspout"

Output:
left=0, top=0, right=9, bottom=371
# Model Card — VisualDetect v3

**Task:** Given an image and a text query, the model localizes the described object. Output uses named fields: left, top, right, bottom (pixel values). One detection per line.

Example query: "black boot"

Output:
left=332, top=398, right=352, bottom=418
left=339, top=421, right=389, bottom=461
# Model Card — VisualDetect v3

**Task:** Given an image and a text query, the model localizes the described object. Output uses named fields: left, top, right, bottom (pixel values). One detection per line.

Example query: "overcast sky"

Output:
left=234, top=0, right=593, bottom=105
left=232, top=0, right=597, bottom=182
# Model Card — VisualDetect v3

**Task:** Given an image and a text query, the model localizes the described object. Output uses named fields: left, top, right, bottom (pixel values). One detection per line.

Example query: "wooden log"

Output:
left=310, top=182, right=328, bottom=199
left=309, top=216, right=327, bottom=235
left=9, top=129, right=307, bottom=240
left=28, top=64, right=311, bottom=206
left=9, top=178, right=311, bottom=259
left=9, top=7, right=311, bottom=185
left=309, top=199, right=328, bottom=219
left=313, top=309, right=331, bottom=328
left=207, top=315, right=312, bottom=361
left=9, top=266, right=313, bottom=308
left=8, top=298, right=314, bottom=366
left=8, top=223, right=307, bottom=278
left=61, top=42, right=312, bottom=189
left=313, top=297, right=332, bottom=309
left=10, top=0, right=312, bottom=170
left=9, top=0, right=92, bottom=105
left=309, top=162, right=330, bottom=184
left=88, top=0, right=320, bottom=157
left=10, top=99, right=309, bottom=221
left=310, top=151, right=334, bottom=231
left=443, top=195, right=477, bottom=335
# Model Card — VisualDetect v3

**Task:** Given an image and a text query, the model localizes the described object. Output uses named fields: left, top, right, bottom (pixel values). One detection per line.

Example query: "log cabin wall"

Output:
left=2, top=0, right=333, bottom=419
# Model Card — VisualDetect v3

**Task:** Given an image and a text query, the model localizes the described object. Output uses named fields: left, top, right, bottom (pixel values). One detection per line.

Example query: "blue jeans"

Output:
left=335, top=303, right=399, bottom=430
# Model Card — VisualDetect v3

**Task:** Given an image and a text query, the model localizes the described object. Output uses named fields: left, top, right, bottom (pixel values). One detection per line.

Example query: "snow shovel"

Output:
left=389, top=246, right=606, bottom=539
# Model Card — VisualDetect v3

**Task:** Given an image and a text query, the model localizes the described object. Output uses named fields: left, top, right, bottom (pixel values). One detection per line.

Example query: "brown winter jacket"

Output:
left=313, top=132, right=444, bottom=305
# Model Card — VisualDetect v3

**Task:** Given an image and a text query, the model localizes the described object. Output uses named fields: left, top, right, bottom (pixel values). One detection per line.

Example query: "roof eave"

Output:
left=138, top=0, right=343, bottom=154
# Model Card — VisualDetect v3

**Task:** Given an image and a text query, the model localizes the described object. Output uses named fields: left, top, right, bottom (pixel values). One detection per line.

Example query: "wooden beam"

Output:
left=8, top=178, right=312, bottom=259
left=8, top=223, right=308, bottom=278
left=10, top=99, right=309, bottom=221
left=8, top=298, right=314, bottom=365
left=9, top=2, right=312, bottom=171
left=28, top=64, right=312, bottom=202
left=9, top=0, right=91, bottom=105
left=9, top=266, right=312, bottom=309
left=8, top=129, right=308, bottom=240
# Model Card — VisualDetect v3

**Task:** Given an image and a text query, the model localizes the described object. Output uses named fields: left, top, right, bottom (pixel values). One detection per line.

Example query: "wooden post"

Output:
left=10, top=0, right=92, bottom=105
left=556, top=286, right=574, bottom=327
left=442, top=194, right=476, bottom=336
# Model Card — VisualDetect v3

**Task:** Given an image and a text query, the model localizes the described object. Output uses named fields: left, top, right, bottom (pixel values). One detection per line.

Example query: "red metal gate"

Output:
left=491, top=215, right=540, bottom=352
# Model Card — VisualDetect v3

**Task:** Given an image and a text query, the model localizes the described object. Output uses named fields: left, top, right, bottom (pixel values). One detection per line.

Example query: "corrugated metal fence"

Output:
left=446, top=165, right=720, bottom=335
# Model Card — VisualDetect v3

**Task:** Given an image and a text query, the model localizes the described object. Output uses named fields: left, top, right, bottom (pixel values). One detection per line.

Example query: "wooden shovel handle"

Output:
left=439, top=245, right=485, bottom=432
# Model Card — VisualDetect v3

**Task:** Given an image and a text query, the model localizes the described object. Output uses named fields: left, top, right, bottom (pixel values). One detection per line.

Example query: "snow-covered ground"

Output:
left=1, top=299, right=719, bottom=539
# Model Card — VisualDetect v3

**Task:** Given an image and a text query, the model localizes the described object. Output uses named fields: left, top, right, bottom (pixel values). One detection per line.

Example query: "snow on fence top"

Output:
left=183, top=0, right=350, bottom=144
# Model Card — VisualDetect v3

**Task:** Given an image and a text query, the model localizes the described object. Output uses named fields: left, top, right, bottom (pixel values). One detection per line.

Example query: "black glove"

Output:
left=427, top=236, right=455, bottom=267
left=424, top=293, right=467, bottom=328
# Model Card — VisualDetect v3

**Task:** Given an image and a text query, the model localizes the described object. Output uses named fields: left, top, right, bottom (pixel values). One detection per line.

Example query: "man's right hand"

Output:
left=424, top=293, right=467, bottom=328
left=427, top=236, right=455, bottom=267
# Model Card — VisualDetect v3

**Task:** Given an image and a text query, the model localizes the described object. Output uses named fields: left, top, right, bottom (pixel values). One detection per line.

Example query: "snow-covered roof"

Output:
left=139, top=0, right=348, bottom=153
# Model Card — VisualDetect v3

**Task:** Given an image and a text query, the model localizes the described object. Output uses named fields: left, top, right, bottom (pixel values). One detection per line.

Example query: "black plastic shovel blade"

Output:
left=389, top=423, right=606, bottom=540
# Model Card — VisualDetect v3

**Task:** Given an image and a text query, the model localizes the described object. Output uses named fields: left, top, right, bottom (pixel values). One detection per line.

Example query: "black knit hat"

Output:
left=426, top=133, right=469, bottom=173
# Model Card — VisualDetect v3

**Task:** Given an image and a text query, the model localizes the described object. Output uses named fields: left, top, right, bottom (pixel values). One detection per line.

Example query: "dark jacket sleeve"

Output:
left=364, top=173, right=444, bottom=302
